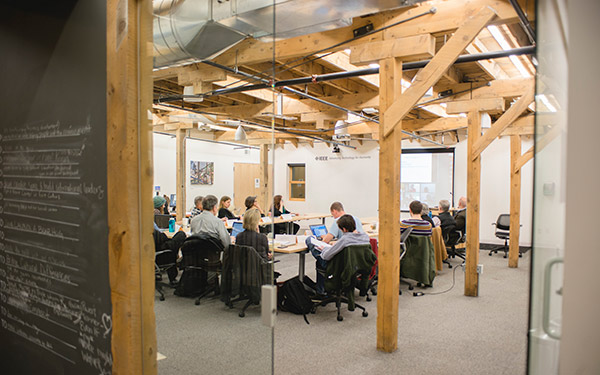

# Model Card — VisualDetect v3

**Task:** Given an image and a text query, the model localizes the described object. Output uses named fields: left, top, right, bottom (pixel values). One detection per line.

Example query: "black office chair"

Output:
left=153, top=230, right=183, bottom=301
left=314, top=244, right=376, bottom=322
left=489, top=214, right=522, bottom=258
left=220, top=244, right=275, bottom=317
left=155, top=249, right=177, bottom=301
left=445, top=229, right=466, bottom=263
left=179, top=235, right=224, bottom=305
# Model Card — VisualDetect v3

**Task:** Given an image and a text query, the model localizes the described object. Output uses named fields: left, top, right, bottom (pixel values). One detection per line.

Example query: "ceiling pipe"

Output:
left=507, top=0, right=536, bottom=44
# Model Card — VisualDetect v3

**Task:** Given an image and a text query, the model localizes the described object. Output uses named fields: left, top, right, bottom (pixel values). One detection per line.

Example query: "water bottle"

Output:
left=168, top=217, right=175, bottom=232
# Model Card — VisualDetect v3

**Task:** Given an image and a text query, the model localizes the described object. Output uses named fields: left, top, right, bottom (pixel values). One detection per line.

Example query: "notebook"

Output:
left=231, top=221, right=244, bottom=237
left=309, top=224, right=328, bottom=238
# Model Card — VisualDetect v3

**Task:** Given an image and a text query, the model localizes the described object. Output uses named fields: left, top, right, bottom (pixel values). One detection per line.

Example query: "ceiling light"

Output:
left=369, top=63, right=380, bottom=69
left=234, top=125, right=247, bottom=141
left=362, top=107, right=378, bottom=114
left=344, top=49, right=351, bottom=54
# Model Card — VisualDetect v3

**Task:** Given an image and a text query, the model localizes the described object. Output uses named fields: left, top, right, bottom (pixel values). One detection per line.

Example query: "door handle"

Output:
left=542, top=257, right=563, bottom=340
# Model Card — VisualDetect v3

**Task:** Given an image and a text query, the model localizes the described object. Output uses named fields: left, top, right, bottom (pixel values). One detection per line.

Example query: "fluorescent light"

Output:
left=487, top=25, right=531, bottom=78
left=537, top=94, right=558, bottom=113
left=369, top=63, right=380, bottom=69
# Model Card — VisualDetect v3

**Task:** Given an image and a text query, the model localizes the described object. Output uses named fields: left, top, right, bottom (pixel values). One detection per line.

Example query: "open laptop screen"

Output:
left=231, top=221, right=244, bottom=237
left=309, top=224, right=328, bottom=237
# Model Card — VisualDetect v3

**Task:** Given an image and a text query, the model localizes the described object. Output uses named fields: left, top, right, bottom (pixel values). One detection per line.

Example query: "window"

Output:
left=289, top=164, right=305, bottom=201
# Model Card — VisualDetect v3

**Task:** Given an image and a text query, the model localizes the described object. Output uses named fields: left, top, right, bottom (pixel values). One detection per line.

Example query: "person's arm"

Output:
left=320, top=237, right=345, bottom=261
left=321, top=232, right=334, bottom=244
left=217, top=220, right=231, bottom=248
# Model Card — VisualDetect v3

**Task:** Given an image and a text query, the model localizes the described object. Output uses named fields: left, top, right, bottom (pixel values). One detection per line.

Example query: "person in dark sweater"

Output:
left=217, top=195, right=239, bottom=220
left=437, top=199, right=458, bottom=244
left=270, top=195, right=300, bottom=234
left=235, top=208, right=271, bottom=260
left=454, top=196, right=467, bottom=234
left=420, top=203, right=435, bottom=227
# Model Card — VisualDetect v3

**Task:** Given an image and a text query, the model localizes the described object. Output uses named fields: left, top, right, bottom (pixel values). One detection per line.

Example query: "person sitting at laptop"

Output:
left=270, top=195, right=300, bottom=235
left=307, top=214, right=370, bottom=295
left=320, top=201, right=364, bottom=244
left=235, top=208, right=271, bottom=260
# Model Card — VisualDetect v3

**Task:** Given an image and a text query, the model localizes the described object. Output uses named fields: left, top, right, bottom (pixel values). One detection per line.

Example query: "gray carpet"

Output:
left=155, top=249, right=530, bottom=375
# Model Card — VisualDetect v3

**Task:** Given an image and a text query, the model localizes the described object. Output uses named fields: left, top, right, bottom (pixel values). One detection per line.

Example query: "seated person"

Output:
left=400, top=200, right=432, bottom=237
left=235, top=208, right=271, bottom=260
left=437, top=199, right=458, bottom=243
left=420, top=203, right=436, bottom=227
left=270, top=195, right=299, bottom=235
left=190, top=195, right=231, bottom=249
left=245, top=196, right=269, bottom=234
left=190, top=195, right=203, bottom=218
left=453, top=196, right=466, bottom=235
left=153, top=220, right=186, bottom=284
left=218, top=195, right=239, bottom=220
left=154, top=195, right=167, bottom=215
left=320, top=201, right=364, bottom=244
left=306, top=214, right=370, bottom=295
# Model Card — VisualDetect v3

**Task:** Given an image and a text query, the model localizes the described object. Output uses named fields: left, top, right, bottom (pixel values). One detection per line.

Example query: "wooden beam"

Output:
left=513, top=125, right=562, bottom=173
left=350, top=34, right=435, bottom=65
left=300, top=110, right=347, bottom=123
left=465, top=110, right=482, bottom=296
left=377, top=57, right=403, bottom=353
left=176, top=129, right=186, bottom=223
left=471, top=85, right=535, bottom=159
left=436, top=78, right=534, bottom=101
left=509, top=135, right=522, bottom=268
left=442, top=66, right=464, bottom=84
left=106, top=0, right=156, bottom=373
left=382, top=7, right=497, bottom=137
left=177, top=65, right=227, bottom=85
left=403, top=117, right=468, bottom=132
left=465, top=42, right=510, bottom=80
left=213, top=76, right=274, bottom=102
left=445, top=98, right=505, bottom=115
left=318, top=51, right=380, bottom=88
left=289, top=139, right=299, bottom=148
left=502, top=114, right=534, bottom=136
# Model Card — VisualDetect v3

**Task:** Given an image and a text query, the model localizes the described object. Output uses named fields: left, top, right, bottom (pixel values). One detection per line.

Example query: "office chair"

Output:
left=314, top=244, right=376, bottom=321
left=179, top=235, right=224, bottom=305
left=155, top=249, right=177, bottom=301
left=398, top=227, right=414, bottom=295
left=220, top=244, right=276, bottom=318
left=153, top=230, right=183, bottom=301
left=489, top=214, right=522, bottom=258
left=445, top=229, right=466, bottom=263
left=400, top=231, right=436, bottom=289
left=154, top=214, right=171, bottom=229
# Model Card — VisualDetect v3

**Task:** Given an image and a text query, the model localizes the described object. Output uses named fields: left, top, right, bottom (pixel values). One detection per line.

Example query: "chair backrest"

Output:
left=221, top=244, right=272, bottom=304
left=154, top=214, right=171, bottom=229
left=181, top=234, right=223, bottom=268
left=496, top=214, right=510, bottom=231
left=400, top=227, right=413, bottom=244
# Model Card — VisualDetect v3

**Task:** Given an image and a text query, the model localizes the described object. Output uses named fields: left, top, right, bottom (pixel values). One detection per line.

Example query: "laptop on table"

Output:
left=231, top=221, right=244, bottom=237
left=309, top=224, right=328, bottom=239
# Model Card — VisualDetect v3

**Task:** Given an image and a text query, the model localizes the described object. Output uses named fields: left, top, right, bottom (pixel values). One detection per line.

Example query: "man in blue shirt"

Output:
left=320, top=201, right=364, bottom=244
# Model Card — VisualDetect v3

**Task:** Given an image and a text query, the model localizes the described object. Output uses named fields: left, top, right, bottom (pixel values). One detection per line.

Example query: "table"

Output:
left=273, top=243, right=309, bottom=279
left=260, top=212, right=331, bottom=233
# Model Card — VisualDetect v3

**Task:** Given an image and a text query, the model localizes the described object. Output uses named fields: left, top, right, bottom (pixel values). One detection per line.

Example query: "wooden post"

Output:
left=377, top=57, right=403, bottom=352
left=509, top=135, right=522, bottom=267
left=465, top=111, right=482, bottom=296
left=106, top=0, right=157, bottom=373
left=176, top=128, right=186, bottom=222
left=259, top=144, right=269, bottom=210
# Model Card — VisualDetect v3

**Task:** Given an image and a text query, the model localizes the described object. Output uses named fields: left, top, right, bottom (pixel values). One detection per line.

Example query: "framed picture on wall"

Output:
left=190, top=161, right=214, bottom=185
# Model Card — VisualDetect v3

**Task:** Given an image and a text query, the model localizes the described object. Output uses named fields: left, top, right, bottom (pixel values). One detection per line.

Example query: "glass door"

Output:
left=528, top=0, right=568, bottom=373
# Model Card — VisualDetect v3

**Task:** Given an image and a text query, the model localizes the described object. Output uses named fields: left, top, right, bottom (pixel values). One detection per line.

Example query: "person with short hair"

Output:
left=401, top=200, right=432, bottom=236
left=420, top=203, right=436, bottom=227
left=320, top=201, right=364, bottom=244
left=308, top=214, right=370, bottom=294
left=454, top=196, right=467, bottom=234
left=271, top=195, right=300, bottom=234
left=235, top=208, right=271, bottom=260
left=190, top=195, right=231, bottom=248
left=153, top=195, right=166, bottom=215
left=437, top=199, right=457, bottom=243
left=217, top=195, right=239, bottom=220
left=190, top=195, right=203, bottom=218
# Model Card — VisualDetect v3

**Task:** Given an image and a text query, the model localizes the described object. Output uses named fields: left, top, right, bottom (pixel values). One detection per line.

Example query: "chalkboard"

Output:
left=0, top=2, right=113, bottom=374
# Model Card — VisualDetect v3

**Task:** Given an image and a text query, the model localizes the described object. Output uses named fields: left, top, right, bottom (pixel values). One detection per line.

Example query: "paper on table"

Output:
left=281, top=213, right=293, bottom=220
left=227, top=219, right=242, bottom=227
left=308, top=237, right=332, bottom=251
left=275, top=234, right=296, bottom=243
left=261, top=216, right=272, bottom=223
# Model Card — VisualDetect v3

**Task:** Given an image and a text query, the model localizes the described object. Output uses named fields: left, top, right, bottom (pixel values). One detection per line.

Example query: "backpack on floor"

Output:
left=277, top=276, right=314, bottom=324
left=174, top=268, right=210, bottom=297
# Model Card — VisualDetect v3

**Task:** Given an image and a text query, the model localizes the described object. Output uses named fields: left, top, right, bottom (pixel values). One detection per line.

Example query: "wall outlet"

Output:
left=477, top=264, right=484, bottom=274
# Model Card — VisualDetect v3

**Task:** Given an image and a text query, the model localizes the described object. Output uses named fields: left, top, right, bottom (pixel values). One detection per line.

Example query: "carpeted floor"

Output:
left=155, top=247, right=531, bottom=375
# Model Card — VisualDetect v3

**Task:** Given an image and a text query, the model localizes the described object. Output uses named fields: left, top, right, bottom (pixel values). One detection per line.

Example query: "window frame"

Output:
left=288, top=163, right=306, bottom=201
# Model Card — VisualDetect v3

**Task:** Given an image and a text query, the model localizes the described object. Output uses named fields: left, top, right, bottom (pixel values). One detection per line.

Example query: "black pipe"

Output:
left=508, top=0, right=536, bottom=44
left=154, top=46, right=535, bottom=100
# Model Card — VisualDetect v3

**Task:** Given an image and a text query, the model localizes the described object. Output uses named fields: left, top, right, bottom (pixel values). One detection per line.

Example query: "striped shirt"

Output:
left=401, top=218, right=432, bottom=236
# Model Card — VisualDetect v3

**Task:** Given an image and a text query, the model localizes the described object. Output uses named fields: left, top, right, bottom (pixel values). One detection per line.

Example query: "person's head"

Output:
left=219, top=196, right=231, bottom=210
left=439, top=200, right=450, bottom=213
left=421, top=203, right=430, bottom=216
left=330, top=201, right=345, bottom=218
left=273, top=195, right=283, bottom=210
left=243, top=208, right=261, bottom=232
left=458, top=196, right=467, bottom=209
left=194, top=195, right=204, bottom=209
left=409, top=200, right=423, bottom=216
left=202, top=195, right=218, bottom=214
left=244, top=196, right=257, bottom=210
left=336, top=214, right=356, bottom=233
left=163, top=194, right=170, bottom=204
left=153, top=195, right=166, bottom=211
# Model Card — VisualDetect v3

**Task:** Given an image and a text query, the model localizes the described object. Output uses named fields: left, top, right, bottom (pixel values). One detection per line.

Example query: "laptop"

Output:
left=231, top=221, right=244, bottom=237
left=309, top=224, right=328, bottom=238
left=154, top=214, right=171, bottom=229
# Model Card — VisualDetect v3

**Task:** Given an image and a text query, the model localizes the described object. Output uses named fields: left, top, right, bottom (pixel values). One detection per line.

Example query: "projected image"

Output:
left=400, top=151, right=454, bottom=211
left=421, top=184, right=436, bottom=205
left=190, top=161, right=214, bottom=185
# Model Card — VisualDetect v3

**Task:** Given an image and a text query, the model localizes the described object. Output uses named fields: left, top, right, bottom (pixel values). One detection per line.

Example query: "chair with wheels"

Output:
left=400, top=231, right=436, bottom=290
left=178, top=234, right=224, bottom=305
left=155, top=249, right=176, bottom=301
left=314, top=244, right=376, bottom=322
left=220, top=244, right=276, bottom=317
left=489, top=214, right=521, bottom=258
left=153, top=229, right=185, bottom=301
left=445, top=229, right=466, bottom=263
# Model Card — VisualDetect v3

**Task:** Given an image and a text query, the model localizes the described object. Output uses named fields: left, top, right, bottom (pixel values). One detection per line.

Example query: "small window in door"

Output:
left=289, top=164, right=305, bottom=201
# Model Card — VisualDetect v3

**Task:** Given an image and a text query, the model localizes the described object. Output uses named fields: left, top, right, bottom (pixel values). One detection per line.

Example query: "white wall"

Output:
left=153, top=133, right=260, bottom=212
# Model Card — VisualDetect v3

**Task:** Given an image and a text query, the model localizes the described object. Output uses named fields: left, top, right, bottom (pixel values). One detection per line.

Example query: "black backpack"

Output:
left=278, top=276, right=315, bottom=324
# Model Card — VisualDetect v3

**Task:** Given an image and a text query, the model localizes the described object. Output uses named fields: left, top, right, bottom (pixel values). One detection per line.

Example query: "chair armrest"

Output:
left=155, top=250, right=174, bottom=257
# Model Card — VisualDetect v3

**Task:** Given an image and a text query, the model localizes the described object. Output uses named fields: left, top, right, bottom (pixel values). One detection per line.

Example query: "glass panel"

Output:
left=291, top=165, right=305, bottom=181
left=290, top=183, right=306, bottom=200
left=528, top=0, right=567, bottom=373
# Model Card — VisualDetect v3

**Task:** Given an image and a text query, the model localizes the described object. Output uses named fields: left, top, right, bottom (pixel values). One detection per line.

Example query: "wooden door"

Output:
left=234, top=163, right=273, bottom=214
